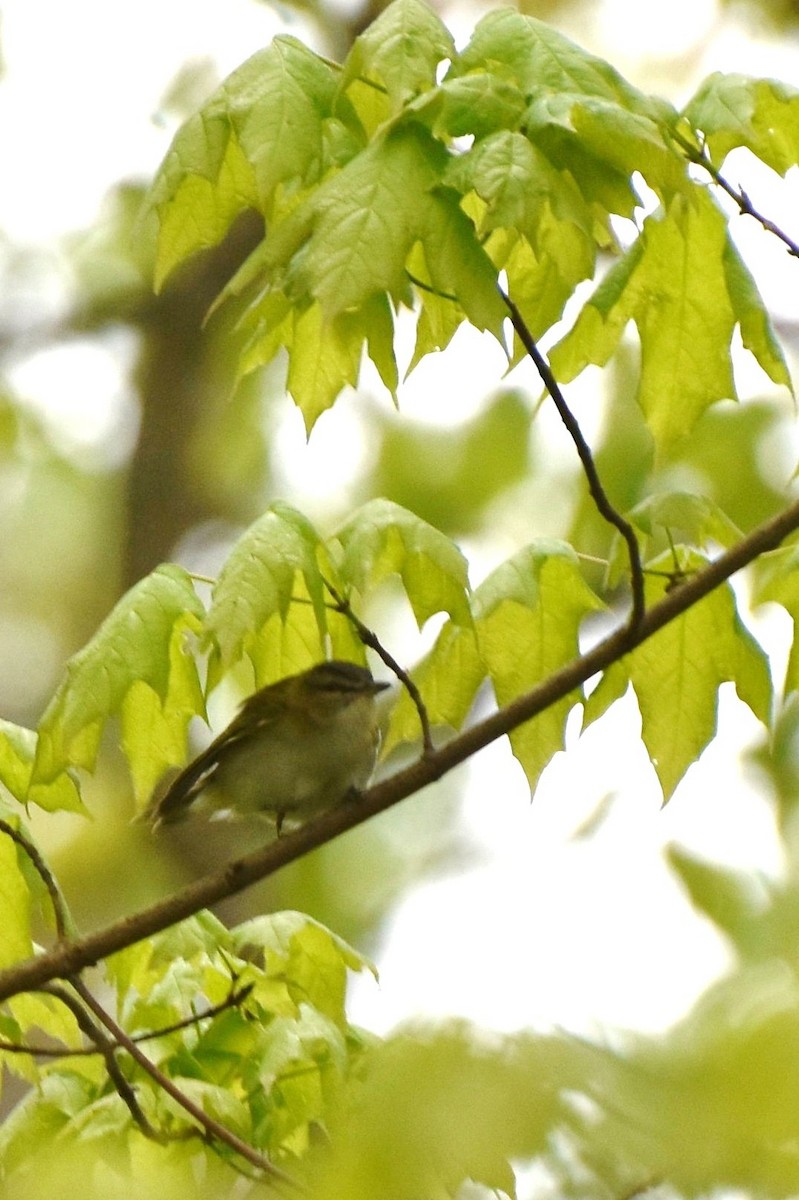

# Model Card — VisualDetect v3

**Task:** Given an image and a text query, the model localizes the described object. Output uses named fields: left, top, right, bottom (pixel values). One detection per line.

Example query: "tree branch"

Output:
left=0, top=495, right=798, bottom=1002
left=500, top=288, right=646, bottom=628
left=674, top=130, right=799, bottom=259
left=0, top=819, right=294, bottom=1184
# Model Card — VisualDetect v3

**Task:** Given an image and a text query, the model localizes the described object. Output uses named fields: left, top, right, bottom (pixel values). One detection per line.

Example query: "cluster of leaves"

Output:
left=0, top=909, right=374, bottom=1194
left=146, top=0, right=795, bottom=446
left=118, top=0, right=799, bottom=816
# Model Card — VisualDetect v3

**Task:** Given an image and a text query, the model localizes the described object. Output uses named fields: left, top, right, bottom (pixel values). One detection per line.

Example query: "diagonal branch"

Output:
left=1, top=493, right=797, bottom=1005
left=500, top=288, right=646, bottom=628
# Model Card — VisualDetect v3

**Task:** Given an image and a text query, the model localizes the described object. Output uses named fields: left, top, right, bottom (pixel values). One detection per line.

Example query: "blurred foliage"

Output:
left=0, top=386, right=125, bottom=722
left=371, top=389, right=533, bottom=533
left=10, top=832, right=799, bottom=1198
left=727, top=0, right=799, bottom=29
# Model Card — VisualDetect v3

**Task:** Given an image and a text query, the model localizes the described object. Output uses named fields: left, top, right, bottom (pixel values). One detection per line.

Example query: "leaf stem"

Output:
left=674, top=130, right=799, bottom=259
left=0, top=817, right=75, bottom=941
left=500, top=288, right=646, bottom=629
left=322, top=576, right=435, bottom=754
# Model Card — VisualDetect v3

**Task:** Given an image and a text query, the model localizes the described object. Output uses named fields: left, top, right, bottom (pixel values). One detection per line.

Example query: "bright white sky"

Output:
left=1, top=0, right=797, bottom=1039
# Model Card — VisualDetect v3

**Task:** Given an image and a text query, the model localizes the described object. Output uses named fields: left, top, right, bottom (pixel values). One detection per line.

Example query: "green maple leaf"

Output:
left=385, top=542, right=604, bottom=793
left=333, top=500, right=471, bottom=629
left=0, top=721, right=84, bottom=814
left=605, top=491, right=743, bottom=588
left=551, top=189, right=790, bottom=452
left=474, top=542, right=604, bottom=791
left=449, top=8, right=678, bottom=209
left=205, top=503, right=329, bottom=685
left=146, top=37, right=354, bottom=288
left=262, top=123, right=504, bottom=336
left=586, top=549, right=772, bottom=800
left=31, top=566, right=204, bottom=806
left=383, top=619, right=484, bottom=753
left=685, top=73, right=799, bottom=174
left=340, top=0, right=455, bottom=112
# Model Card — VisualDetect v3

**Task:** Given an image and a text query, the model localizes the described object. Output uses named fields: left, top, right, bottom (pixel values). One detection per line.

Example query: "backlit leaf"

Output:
left=206, top=503, right=328, bottom=681
left=685, top=73, right=799, bottom=173
left=474, top=542, right=604, bottom=791
left=551, top=190, right=786, bottom=452
left=587, top=549, right=772, bottom=800
left=332, top=500, right=471, bottom=628
left=146, top=37, right=349, bottom=287
left=32, top=567, right=204, bottom=799
left=340, top=0, right=455, bottom=112
left=0, top=721, right=84, bottom=815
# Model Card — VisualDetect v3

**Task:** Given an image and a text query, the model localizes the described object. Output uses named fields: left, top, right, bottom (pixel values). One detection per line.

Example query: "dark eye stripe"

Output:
left=312, top=662, right=383, bottom=692
left=316, top=666, right=370, bottom=690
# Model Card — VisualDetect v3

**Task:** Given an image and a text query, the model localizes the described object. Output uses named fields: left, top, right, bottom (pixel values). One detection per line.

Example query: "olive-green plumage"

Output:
left=149, top=661, right=389, bottom=833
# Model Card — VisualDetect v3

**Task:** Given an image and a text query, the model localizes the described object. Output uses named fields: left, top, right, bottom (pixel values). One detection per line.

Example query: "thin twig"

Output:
left=674, top=130, right=799, bottom=259
left=0, top=818, right=73, bottom=941
left=0, top=982, right=254, bottom=1058
left=43, top=982, right=160, bottom=1140
left=500, top=288, right=646, bottom=628
left=132, top=980, right=255, bottom=1043
left=406, top=270, right=459, bottom=304
left=0, top=1038, right=80, bottom=1057
left=322, top=575, right=435, bottom=754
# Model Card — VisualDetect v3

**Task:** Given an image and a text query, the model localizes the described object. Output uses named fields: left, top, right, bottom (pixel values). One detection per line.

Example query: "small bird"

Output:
left=148, top=660, right=390, bottom=833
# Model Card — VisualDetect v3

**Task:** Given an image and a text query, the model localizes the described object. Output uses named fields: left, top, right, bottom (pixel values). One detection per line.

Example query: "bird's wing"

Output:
left=152, top=743, right=222, bottom=823
left=152, top=695, right=280, bottom=824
